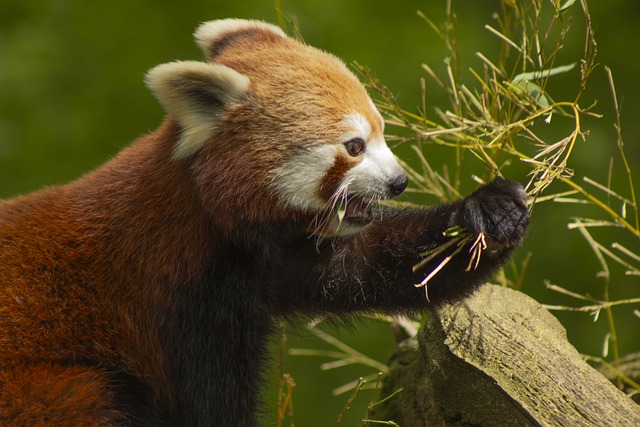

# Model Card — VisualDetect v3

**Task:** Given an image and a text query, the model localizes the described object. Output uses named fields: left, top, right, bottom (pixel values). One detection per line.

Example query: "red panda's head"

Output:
left=146, top=19, right=406, bottom=236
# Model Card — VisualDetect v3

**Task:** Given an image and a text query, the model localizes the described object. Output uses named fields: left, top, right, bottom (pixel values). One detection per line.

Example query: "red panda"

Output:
left=0, top=19, right=528, bottom=426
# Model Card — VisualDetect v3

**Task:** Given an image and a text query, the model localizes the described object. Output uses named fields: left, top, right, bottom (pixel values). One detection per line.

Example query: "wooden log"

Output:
left=597, top=351, right=640, bottom=404
left=373, top=284, right=640, bottom=426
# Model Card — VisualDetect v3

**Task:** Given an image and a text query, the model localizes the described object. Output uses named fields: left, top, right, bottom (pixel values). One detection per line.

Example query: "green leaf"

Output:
left=510, top=80, right=551, bottom=108
left=560, top=0, right=577, bottom=13
left=512, top=63, right=576, bottom=83
left=508, top=63, right=575, bottom=108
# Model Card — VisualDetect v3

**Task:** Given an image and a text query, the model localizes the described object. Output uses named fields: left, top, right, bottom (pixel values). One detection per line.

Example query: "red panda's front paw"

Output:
left=454, top=178, right=529, bottom=253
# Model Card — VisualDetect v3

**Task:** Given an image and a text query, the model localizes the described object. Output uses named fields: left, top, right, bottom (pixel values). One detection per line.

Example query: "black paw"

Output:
left=453, top=178, right=529, bottom=251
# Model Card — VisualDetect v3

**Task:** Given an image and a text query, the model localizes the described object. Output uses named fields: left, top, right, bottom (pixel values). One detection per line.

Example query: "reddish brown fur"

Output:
left=0, top=112, right=317, bottom=424
left=208, top=28, right=384, bottom=154
left=1, top=26, right=377, bottom=423
left=1, top=120, right=222, bottom=416
left=204, top=29, right=378, bottom=211
left=1, top=25, right=376, bottom=424
left=318, top=155, right=355, bottom=201
left=0, top=365, right=126, bottom=426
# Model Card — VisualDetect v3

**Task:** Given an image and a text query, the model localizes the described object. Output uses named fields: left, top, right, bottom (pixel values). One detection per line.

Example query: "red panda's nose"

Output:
left=389, top=173, right=408, bottom=197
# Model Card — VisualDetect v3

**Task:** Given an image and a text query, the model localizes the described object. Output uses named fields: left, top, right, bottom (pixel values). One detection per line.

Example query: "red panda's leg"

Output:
left=326, top=179, right=528, bottom=311
left=0, top=363, right=155, bottom=427
left=316, top=205, right=511, bottom=311
left=273, top=179, right=529, bottom=314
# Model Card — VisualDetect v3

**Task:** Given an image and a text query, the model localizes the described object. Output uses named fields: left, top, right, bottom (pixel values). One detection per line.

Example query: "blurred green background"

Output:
left=1, top=1, right=639, bottom=425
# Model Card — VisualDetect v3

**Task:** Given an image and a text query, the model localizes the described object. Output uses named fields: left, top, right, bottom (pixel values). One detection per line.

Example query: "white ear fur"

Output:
left=195, top=19, right=286, bottom=60
left=145, top=60, right=250, bottom=159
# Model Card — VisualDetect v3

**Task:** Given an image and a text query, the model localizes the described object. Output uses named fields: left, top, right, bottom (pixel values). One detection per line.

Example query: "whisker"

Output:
left=309, top=178, right=354, bottom=238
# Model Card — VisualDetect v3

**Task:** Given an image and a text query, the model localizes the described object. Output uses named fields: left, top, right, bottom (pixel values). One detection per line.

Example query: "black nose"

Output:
left=389, top=173, right=408, bottom=197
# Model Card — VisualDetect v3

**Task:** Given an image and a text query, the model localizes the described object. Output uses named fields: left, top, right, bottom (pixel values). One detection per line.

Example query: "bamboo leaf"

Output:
left=560, top=0, right=577, bottom=12
left=512, top=63, right=576, bottom=82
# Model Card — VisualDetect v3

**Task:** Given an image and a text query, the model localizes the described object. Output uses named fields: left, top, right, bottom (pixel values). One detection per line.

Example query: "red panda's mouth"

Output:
left=342, top=195, right=373, bottom=225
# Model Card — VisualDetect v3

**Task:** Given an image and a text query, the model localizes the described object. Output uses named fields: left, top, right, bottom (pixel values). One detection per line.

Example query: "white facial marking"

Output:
left=368, top=99, right=385, bottom=132
left=274, top=145, right=337, bottom=211
left=274, top=110, right=403, bottom=238
left=338, top=111, right=403, bottom=199
left=346, top=135, right=404, bottom=197
left=340, top=112, right=371, bottom=142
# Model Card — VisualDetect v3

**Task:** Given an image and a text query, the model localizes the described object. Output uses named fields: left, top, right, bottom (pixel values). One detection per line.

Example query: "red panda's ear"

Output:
left=194, top=19, right=287, bottom=61
left=145, top=60, right=250, bottom=159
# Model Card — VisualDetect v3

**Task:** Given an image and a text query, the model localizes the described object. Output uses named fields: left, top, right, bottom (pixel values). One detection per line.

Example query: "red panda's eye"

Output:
left=344, top=138, right=365, bottom=157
